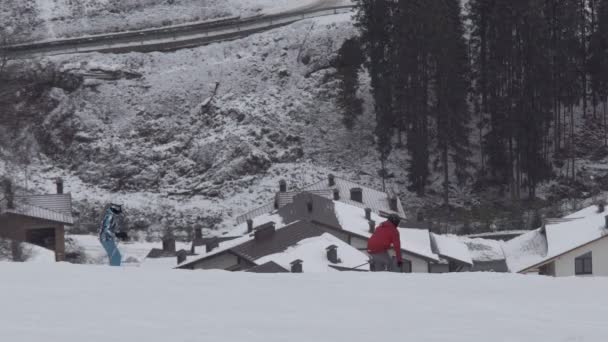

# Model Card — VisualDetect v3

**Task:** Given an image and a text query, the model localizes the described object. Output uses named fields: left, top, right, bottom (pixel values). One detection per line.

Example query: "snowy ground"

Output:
left=68, top=234, right=190, bottom=265
left=0, top=263, right=607, bottom=342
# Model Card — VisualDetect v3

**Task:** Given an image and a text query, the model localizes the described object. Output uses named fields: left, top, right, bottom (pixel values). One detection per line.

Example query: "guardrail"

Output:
left=4, top=5, right=355, bottom=58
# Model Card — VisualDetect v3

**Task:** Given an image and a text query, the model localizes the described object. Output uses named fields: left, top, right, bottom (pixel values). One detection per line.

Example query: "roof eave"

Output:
left=517, top=233, right=608, bottom=273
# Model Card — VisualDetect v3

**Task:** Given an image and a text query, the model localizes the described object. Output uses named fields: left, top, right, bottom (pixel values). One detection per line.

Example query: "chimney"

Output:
left=162, top=237, right=176, bottom=254
left=290, top=259, right=303, bottom=273
left=206, top=237, right=219, bottom=253
left=350, top=188, right=363, bottom=203
left=3, top=179, right=14, bottom=209
left=176, top=250, right=188, bottom=265
left=368, top=220, right=376, bottom=233
left=247, top=219, right=254, bottom=233
left=389, top=196, right=398, bottom=212
left=417, top=211, right=424, bottom=222
left=326, top=245, right=339, bottom=264
left=328, top=174, right=336, bottom=187
left=333, top=189, right=340, bottom=200
left=56, top=177, right=64, bottom=194
left=306, top=200, right=313, bottom=213
left=279, top=180, right=287, bottom=193
left=254, top=222, right=276, bottom=241
left=194, top=227, right=203, bottom=240
left=365, top=208, right=372, bottom=220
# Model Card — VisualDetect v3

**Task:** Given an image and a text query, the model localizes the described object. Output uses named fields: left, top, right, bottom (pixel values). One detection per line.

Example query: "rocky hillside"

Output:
left=0, top=13, right=393, bottom=238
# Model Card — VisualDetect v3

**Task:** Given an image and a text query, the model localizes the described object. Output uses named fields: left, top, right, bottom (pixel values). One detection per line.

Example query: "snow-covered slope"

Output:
left=2, top=12, right=392, bottom=237
left=1, top=262, right=607, bottom=341
left=2, top=0, right=352, bottom=42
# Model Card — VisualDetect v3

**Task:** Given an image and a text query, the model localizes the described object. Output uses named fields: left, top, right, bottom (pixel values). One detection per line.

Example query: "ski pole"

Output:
left=350, top=261, right=370, bottom=270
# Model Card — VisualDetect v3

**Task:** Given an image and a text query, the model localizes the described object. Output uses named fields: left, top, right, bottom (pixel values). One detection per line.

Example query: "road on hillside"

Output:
left=4, top=1, right=354, bottom=58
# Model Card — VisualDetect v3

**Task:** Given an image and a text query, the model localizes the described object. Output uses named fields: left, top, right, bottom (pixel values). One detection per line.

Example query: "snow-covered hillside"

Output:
left=0, top=263, right=606, bottom=341
left=1, top=12, right=396, bottom=236
left=1, top=0, right=351, bottom=42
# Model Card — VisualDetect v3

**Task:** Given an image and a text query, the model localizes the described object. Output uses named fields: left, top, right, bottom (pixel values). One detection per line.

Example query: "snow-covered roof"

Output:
left=333, top=201, right=439, bottom=262
left=460, top=237, right=506, bottom=262
left=430, top=234, right=473, bottom=265
left=0, top=194, right=73, bottom=225
left=302, top=176, right=406, bottom=217
left=2, top=203, right=74, bottom=225
left=226, top=211, right=285, bottom=236
left=255, top=233, right=369, bottom=272
left=504, top=205, right=608, bottom=273
left=466, top=230, right=528, bottom=240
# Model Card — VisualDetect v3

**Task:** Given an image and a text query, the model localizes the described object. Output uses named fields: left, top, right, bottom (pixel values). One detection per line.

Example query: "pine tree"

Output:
left=336, top=38, right=364, bottom=129
left=354, top=0, right=395, bottom=170
left=433, top=0, right=471, bottom=206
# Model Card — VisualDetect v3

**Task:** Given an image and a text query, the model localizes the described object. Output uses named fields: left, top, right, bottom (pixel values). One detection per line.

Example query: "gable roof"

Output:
left=430, top=233, right=473, bottom=266
left=332, top=201, right=439, bottom=262
left=1, top=202, right=74, bottom=225
left=235, top=175, right=405, bottom=224
left=178, top=220, right=325, bottom=269
left=255, top=233, right=370, bottom=272
left=230, top=221, right=326, bottom=262
left=301, top=176, right=406, bottom=217
left=504, top=206, right=608, bottom=273
left=15, top=194, right=73, bottom=216
left=246, top=261, right=289, bottom=273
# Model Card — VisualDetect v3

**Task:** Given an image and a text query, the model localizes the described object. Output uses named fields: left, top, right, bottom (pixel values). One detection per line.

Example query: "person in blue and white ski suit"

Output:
left=99, top=204, right=124, bottom=266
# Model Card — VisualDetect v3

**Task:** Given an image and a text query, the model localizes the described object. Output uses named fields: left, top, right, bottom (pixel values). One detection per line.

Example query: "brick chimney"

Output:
left=389, top=196, right=398, bottom=212
left=333, top=189, right=340, bottom=200
left=328, top=174, right=336, bottom=187
left=247, top=219, right=254, bottom=233
left=56, top=177, right=64, bottom=194
left=290, top=259, right=303, bottom=273
left=279, top=180, right=287, bottom=193
left=417, top=211, right=424, bottom=222
left=162, top=237, right=176, bottom=254
left=206, top=237, right=219, bottom=253
left=368, top=220, right=376, bottom=234
left=306, top=199, right=313, bottom=213
left=194, top=227, right=203, bottom=240
left=365, top=208, right=372, bottom=220
left=176, top=250, right=187, bottom=265
left=254, top=222, right=276, bottom=241
left=350, top=188, right=363, bottom=203
left=3, top=179, right=14, bottom=209
left=326, top=245, right=339, bottom=264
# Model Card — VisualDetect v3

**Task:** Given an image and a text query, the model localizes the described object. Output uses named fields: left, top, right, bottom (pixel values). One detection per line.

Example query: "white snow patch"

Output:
left=1, top=263, right=608, bottom=341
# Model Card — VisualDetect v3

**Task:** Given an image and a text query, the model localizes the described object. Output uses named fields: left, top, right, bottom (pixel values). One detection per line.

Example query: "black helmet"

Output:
left=388, top=214, right=400, bottom=227
left=109, top=204, right=123, bottom=214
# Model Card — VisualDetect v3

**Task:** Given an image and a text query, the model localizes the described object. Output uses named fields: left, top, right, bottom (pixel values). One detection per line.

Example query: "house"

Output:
left=180, top=191, right=438, bottom=273
left=0, top=178, right=73, bottom=261
left=177, top=219, right=370, bottom=272
left=504, top=204, right=608, bottom=277
left=236, top=174, right=406, bottom=225
left=429, top=233, right=509, bottom=272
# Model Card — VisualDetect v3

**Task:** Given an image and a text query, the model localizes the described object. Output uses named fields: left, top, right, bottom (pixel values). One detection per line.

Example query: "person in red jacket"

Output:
left=367, top=214, right=403, bottom=272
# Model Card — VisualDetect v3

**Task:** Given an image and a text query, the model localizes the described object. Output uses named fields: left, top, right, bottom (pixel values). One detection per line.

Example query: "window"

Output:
left=575, top=252, right=593, bottom=275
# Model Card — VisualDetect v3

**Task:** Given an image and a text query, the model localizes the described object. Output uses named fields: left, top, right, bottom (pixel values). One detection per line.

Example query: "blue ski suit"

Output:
left=100, top=208, right=122, bottom=266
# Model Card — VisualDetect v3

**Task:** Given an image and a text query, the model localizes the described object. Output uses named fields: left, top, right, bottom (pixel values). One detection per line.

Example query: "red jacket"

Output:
left=367, top=220, right=402, bottom=262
